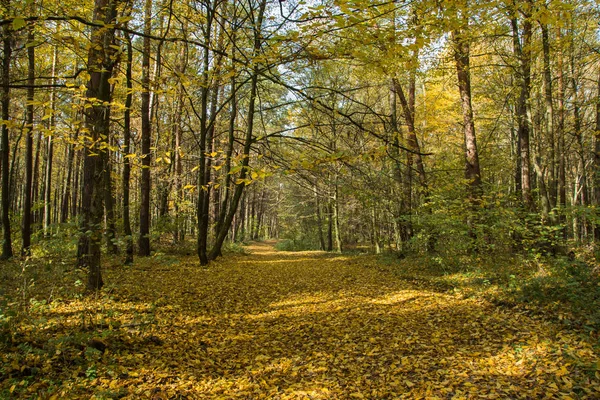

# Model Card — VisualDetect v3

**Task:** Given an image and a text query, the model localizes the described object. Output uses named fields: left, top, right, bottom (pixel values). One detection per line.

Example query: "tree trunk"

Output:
left=44, top=43, right=58, bottom=236
left=173, top=30, right=188, bottom=243
left=138, top=0, right=152, bottom=257
left=104, top=142, right=118, bottom=254
left=556, top=25, right=566, bottom=236
left=391, top=78, right=427, bottom=190
left=61, top=126, right=77, bottom=224
left=570, top=23, right=590, bottom=238
left=22, top=26, right=35, bottom=256
left=1, top=4, right=13, bottom=259
left=122, top=32, right=134, bottom=264
left=32, top=128, right=42, bottom=225
left=80, top=0, right=120, bottom=290
left=541, top=21, right=556, bottom=209
left=332, top=178, right=342, bottom=253
left=326, top=200, right=333, bottom=251
left=511, top=12, right=534, bottom=210
left=196, top=0, right=215, bottom=266
left=452, top=24, right=482, bottom=197
left=214, top=9, right=237, bottom=249
left=594, top=69, right=600, bottom=241
left=314, top=184, right=325, bottom=250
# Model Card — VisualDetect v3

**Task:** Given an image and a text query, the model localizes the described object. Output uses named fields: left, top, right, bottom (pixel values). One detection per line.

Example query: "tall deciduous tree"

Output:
left=80, top=0, right=121, bottom=290
left=1, top=0, right=13, bottom=260
left=138, top=0, right=152, bottom=257
left=510, top=0, right=534, bottom=210
left=452, top=4, right=482, bottom=198
left=123, top=31, right=134, bottom=264
left=22, top=20, right=35, bottom=256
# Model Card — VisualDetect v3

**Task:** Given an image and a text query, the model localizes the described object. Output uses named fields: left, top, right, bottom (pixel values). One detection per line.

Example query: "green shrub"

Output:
left=221, top=241, right=249, bottom=255
left=275, top=239, right=320, bottom=251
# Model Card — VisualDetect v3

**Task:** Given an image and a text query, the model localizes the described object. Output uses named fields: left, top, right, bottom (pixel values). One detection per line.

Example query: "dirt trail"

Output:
left=35, top=242, right=600, bottom=398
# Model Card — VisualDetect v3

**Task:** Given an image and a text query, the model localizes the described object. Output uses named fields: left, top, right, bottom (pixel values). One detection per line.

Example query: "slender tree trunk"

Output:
left=104, top=142, right=118, bottom=254
left=214, top=73, right=236, bottom=250
left=452, top=24, right=482, bottom=196
left=122, top=32, right=134, bottom=264
left=32, top=129, right=42, bottom=225
left=594, top=69, right=600, bottom=241
left=255, top=185, right=266, bottom=239
left=541, top=21, right=556, bottom=209
left=22, top=26, right=35, bottom=256
left=250, top=187, right=256, bottom=239
left=326, top=200, right=333, bottom=251
left=1, top=5, right=13, bottom=259
left=333, top=178, right=342, bottom=253
left=138, top=0, right=152, bottom=257
left=314, top=184, right=325, bottom=250
left=570, top=24, right=590, bottom=238
left=44, top=44, right=58, bottom=236
left=371, top=205, right=380, bottom=254
left=214, top=9, right=237, bottom=250
left=199, top=22, right=226, bottom=257
left=557, top=25, right=566, bottom=235
left=391, top=78, right=427, bottom=190
left=61, top=134, right=75, bottom=223
left=196, top=0, right=215, bottom=266
left=511, top=11, right=534, bottom=210
left=390, top=81, right=409, bottom=246
left=451, top=11, right=482, bottom=249
left=172, top=29, right=188, bottom=243
left=72, top=147, right=81, bottom=218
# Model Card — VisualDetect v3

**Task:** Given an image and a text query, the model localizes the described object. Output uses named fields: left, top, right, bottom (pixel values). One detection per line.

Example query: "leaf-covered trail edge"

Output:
left=4, top=242, right=600, bottom=399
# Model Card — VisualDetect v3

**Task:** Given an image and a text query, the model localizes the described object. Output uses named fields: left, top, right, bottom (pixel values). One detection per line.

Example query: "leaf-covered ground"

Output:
left=2, top=242, right=600, bottom=399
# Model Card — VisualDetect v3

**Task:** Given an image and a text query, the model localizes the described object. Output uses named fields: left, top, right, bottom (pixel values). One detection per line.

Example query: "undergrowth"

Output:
left=376, top=249, right=600, bottom=331
left=2, top=238, right=600, bottom=398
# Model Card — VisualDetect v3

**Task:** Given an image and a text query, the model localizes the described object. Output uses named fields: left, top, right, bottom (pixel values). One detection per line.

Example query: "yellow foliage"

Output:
left=1, top=242, right=600, bottom=398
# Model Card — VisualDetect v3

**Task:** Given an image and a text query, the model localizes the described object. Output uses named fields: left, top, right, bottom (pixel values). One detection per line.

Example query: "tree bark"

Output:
left=511, top=11, right=534, bottom=210
left=44, top=43, right=58, bottom=236
left=79, top=0, right=120, bottom=290
left=1, top=3, right=13, bottom=259
left=22, top=26, right=35, bottom=256
left=556, top=25, right=566, bottom=234
left=391, top=77, right=427, bottom=190
left=332, top=177, right=342, bottom=253
left=452, top=23, right=482, bottom=197
left=138, top=0, right=152, bottom=257
left=314, top=184, right=325, bottom=250
left=61, top=125, right=77, bottom=224
left=214, top=9, right=237, bottom=249
left=104, top=140, right=118, bottom=254
left=594, top=68, right=600, bottom=241
left=122, top=32, right=134, bottom=264
left=196, top=0, right=216, bottom=266
left=541, top=21, right=556, bottom=209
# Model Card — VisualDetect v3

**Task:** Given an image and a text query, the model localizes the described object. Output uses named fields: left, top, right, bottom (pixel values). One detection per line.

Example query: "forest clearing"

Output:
left=2, top=241, right=600, bottom=399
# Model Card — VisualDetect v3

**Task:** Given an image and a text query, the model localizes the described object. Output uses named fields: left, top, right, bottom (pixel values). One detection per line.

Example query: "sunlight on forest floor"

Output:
left=2, top=242, right=600, bottom=399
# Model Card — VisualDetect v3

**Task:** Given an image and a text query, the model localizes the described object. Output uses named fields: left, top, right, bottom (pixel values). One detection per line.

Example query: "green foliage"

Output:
left=32, top=221, right=81, bottom=259
left=221, top=241, right=249, bottom=255
left=381, top=246, right=600, bottom=330
left=275, top=238, right=321, bottom=252
left=515, top=257, right=600, bottom=328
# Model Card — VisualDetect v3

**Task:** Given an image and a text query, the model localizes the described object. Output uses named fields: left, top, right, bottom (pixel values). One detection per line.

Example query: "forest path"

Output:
left=97, top=242, right=598, bottom=398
